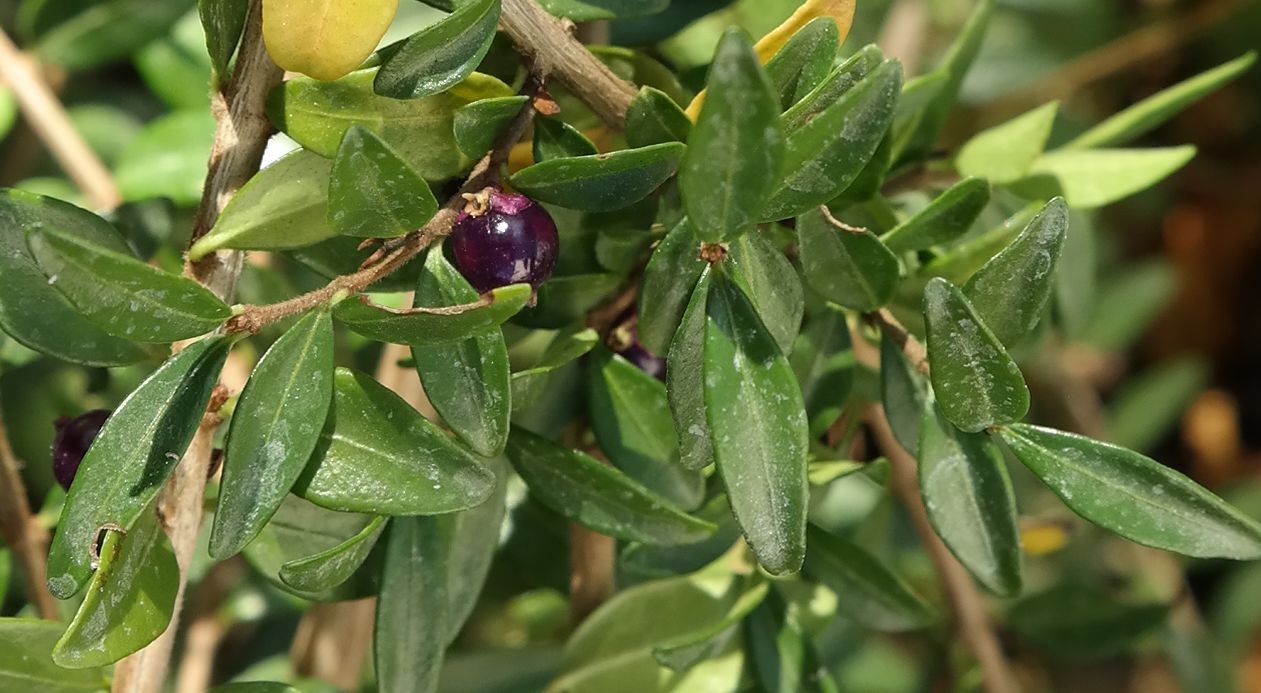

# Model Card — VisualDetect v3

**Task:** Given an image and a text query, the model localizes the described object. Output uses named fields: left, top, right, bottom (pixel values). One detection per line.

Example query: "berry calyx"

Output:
left=450, top=190, right=559, bottom=293
left=51, top=409, right=110, bottom=490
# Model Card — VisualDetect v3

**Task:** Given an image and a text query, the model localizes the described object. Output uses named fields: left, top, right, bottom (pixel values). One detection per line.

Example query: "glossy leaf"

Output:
left=780, top=44, right=882, bottom=132
left=765, top=17, right=839, bottom=110
left=703, top=272, right=809, bottom=575
left=412, top=248, right=511, bottom=457
left=333, top=283, right=530, bottom=346
left=880, top=333, right=928, bottom=456
left=47, top=337, right=229, bottom=599
left=789, top=307, right=855, bottom=437
left=796, top=207, right=900, bottom=312
left=279, top=515, right=386, bottom=593
left=328, top=125, right=438, bottom=238
left=211, top=310, right=335, bottom=559
left=537, top=0, right=666, bottom=20
left=262, top=0, right=398, bottom=81
left=964, top=197, right=1068, bottom=346
left=1020, top=146, right=1196, bottom=210
left=0, top=619, right=106, bottom=691
left=652, top=579, right=768, bottom=671
left=588, top=348, right=703, bottom=510
left=0, top=190, right=147, bottom=365
left=762, top=59, right=902, bottom=220
left=727, top=230, right=803, bottom=356
left=956, top=101, right=1058, bottom=183
left=28, top=226, right=230, bottom=342
left=666, top=270, right=712, bottom=471
left=999, top=424, right=1261, bottom=559
left=505, top=427, right=716, bottom=545
left=919, top=404, right=1021, bottom=596
left=804, top=526, right=935, bottom=631
left=190, top=149, right=335, bottom=258
left=199, top=0, right=248, bottom=77
left=923, top=277, right=1029, bottom=433
left=509, top=143, right=685, bottom=213
left=453, top=95, right=527, bottom=157
left=625, top=87, right=691, bottom=149
left=619, top=496, right=742, bottom=579
left=881, top=177, right=991, bottom=253
left=510, top=326, right=599, bottom=415
left=637, top=218, right=704, bottom=355
left=680, top=29, right=783, bottom=242
left=375, top=517, right=448, bottom=693
left=295, top=368, right=495, bottom=514
left=374, top=0, right=501, bottom=99
left=53, top=508, right=177, bottom=668
left=533, top=117, right=598, bottom=162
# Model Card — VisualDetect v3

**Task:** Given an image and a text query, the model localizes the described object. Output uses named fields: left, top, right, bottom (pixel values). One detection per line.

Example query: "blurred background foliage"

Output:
left=0, top=0, right=1260, bottom=691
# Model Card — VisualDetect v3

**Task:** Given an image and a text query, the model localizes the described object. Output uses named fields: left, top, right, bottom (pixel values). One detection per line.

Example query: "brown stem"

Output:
left=569, top=523, right=615, bottom=625
left=173, top=558, right=244, bottom=693
left=866, top=308, right=929, bottom=376
left=866, top=405, right=1018, bottom=693
left=0, top=28, right=119, bottom=209
left=0, top=413, right=58, bottom=619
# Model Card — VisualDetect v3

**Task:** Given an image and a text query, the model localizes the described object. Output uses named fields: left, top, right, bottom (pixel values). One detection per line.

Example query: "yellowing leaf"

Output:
left=263, top=0, right=399, bottom=81
left=684, top=0, right=857, bottom=119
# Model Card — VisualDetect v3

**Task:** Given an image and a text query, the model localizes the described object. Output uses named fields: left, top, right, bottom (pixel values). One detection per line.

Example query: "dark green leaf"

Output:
left=453, top=95, right=527, bottom=158
left=533, top=117, right=598, bottom=162
left=537, top=0, right=666, bottom=21
left=955, top=102, right=1058, bottom=183
left=762, top=59, right=902, bottom=220
left=376, top=517, right=449, bottom=693
left=789, top=307, right=855, bottom=437
left=703, top=272, right=809, bottom=574
left=765, top=17, right=838, bottom=110
left=667, top=269, right=712, bottom=471
left=510, top=326, right=598, bottom=415
left=279, top=516, right=386, bottom=593
left=727, top=231, right=803, bottom=355
left=964, top=197, right=1068, bottom=346
left=1017, top=146, right=1195, bottom=210
left=923, top=277, right=1028, bottom=433
left=53, top=508, right=177, bottom=668
left=505, top=427, right=716, bottom=545
left=880, top=333, right=928, bottom=457
left=328, top=125, right=438, bottom=238
left=47, top=337, right=229, bottom=599
left=638, top=218, right=704, bottom=355
left=999, top=424, right=1261, bottom=559
left=588, top=347, right=703, bottom=510
left=781, top=44, right=882, bottom=133
left=509, top=143, right=685, bottom=212
left=199, top=0, right=248, bottom=77
left=619, top=496, right=742, bottom=579
left=209, top=683, right=299, bottom=693
left=437, top=457, right=510, bottom=640
left=36, top=0, right=192, bottom=69
left=0, top=190, right=147, bottom=365
left=804, top=526, right=935, bottom=631
left=512, top=273, right=623, bottom=329
left=919, top=404, right=1021, bottom=596
left=881, top=177, right=990, bottom=253
left=744, top=590, right=838, bottom=693
left=652, top=579, right=768, bottom=671
left=333, top=283, right=531, bottom=346
left=680, top=29, right=783, bottom=242
left=374, top=0, right=501, bottom=99
left=296, top=368, right=495, bottom=515
left=211, top=310, right=335, bottom=559
left=797, top=207, right=900, bottom=312
left=412, top=248, right=511, bottom=457
left=625, top=87, right=691, bottom=149
left=1008, top=584, right=1168, bottom=659
left=0, top=619, right=106, bottom=691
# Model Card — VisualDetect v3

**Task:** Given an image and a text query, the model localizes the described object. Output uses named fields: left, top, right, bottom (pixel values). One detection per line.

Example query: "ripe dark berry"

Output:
left=51, top=409, right=110, bottom=490
left=450, top=191, right=559, bottom=293
left=610, top=319, right=666, bottom=381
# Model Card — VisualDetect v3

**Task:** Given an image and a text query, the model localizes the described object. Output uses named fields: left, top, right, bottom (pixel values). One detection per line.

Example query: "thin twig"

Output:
left=0, top=28, right=119, bottom=209
left=866, top=308, right=929, bottom=376
left=173, top=558, right=244, bottom=693
left=819, top=205, right=869, bottom=235
left=0, top=413, right=58, bottom=619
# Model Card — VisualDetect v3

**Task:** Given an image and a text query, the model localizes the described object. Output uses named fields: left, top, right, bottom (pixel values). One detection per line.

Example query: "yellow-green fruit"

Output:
left=263, top=0, right=399, bottom=81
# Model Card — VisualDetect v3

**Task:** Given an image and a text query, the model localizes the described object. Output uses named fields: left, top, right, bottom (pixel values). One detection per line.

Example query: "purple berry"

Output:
left=51, top=409, right=110, bottom=490
left=450, top=191, right=559, bottom=293
left=621, top=342, right=666, bottom=381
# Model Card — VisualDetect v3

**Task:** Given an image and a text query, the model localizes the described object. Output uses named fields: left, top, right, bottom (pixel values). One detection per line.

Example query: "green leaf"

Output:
left=510, top=326, right=598, bottom=415
left=638, top=218, right=704, bottom=355
left=209, top=683, right=299, bottom=693
left=1018, top=146, right=1196, bottom=210
left=295, top=368, right=496, bottom=515
left=789, top=307, right=855, bottom=437
left=744, top=591, right=837, bottom=693
left=211, top=310, right=335, bottom=559
left=199, top=0, right=248, bottom=77
left=509, top=143, right=685, bottom=213
left=781, top=44, right=882, bottom=133
left=955, top=101, right=1058, bottom=184
left=190, top=149, right=335, bottom=259
left=279, top=515, right=386, bottom=593
left=703, top=272, right=809, bottom=574
left=36, top=0, right=193, bottom=70
left=797, top=207, right=900, bottom=312
left=680, top=29, right=783, bottom=242
left=533, top=117, right=598, bottom=162
left=765, top=17, right=838, bottom=110
left=505, top=426, right=716, bottom=545
left=625, top=87, right=691, bottom=149
left=53, top=508, right=178, bottom=668
left=0, top=619, right=106, bottom=691
left=115, top=109, right=215, bottom=206
left=375, top=517, right=448, bottom=693
left=999, top=424, right=1261, bottom=559
left=619, top=496, right=742, bottom=579
left=588, top=347, right=704, bottom=510
left=133, top=12, right=213, bottom=111
left=334, top=283, right=530, bottom=346
left=374, top=0, right=501, bottom=99
left=919, top=404, right=1021, bottom=596
left=727, top=231, right=803, bottom=356
left=1008, top=584, right=1169, bottom=659
left=47, top=337, right=229, bottom=599
left=805, top=526, right=935, bottom=631
left=881, top=177, right=991, bottom=253
left=328, top=125, right=438, bottom=239
left=667, top=269, right=712, bottom=471
left=537, top=0, right=666, bottom=21
left=412, top=248, right=511, bottom=457
left=923, top=277, right=1028, bottom=433
left=880, top=333, right=928, bottom=457
left=762, top=59, right=902, bottom=220
left=652, top=579, right=768, bottom=671
left=963, top=197, right=1068, bottom=346
left=1066, top=52, right=1256, bottom=150
left=28, top=226, right=228, bottom=343
left=0, top=190, right=148, bottom=366
left=513, top=273, right=622, bottom=329
left=453, top=95, right=527, bottom=158
left=269, top=69, right=512, bottom=179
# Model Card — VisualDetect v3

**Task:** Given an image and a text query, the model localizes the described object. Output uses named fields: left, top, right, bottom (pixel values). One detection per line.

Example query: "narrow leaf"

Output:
left=804, top=526, right=936, bottom=631
left=797, top=207, right=900, bottom=312
left=1020, top=146, right=1196, bottom=210
left=198, top=0, right=248, bottom=77
left=666, top=269, right=712, bottom=471
left=781, top=44, right=883, bottom=133
left=279, top=515, right=386, bottom=593
left=789, top=307, right=855, bottom=437
left=453, top=95, right=527, bottom=157
left=533, top=117, right=598, bottom=162
left=727, top=231, right=803, bottom=355
left=375, top=517, right=449, bottom=693
left=955, top=101, right=1059, bottom=183
left=0, top=619, right=106, bottom=691
left=652, top=579, right=769, bottom=671
left=625, top=86, right=691, bottom=149
left=638, top=218, right=704, bottom=355
left=765, top=17, right=839, bottom=110
left=328, top=125, right=438, bottom=238
left=881, top=177, right=991, bottom=253
left=333, top=283, right=530, bottom=346
left=374, top=0, right=501, bottom=99
left=880, top=333, right=928, bottom=456
left=509, top=142, right=685, bottom=212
